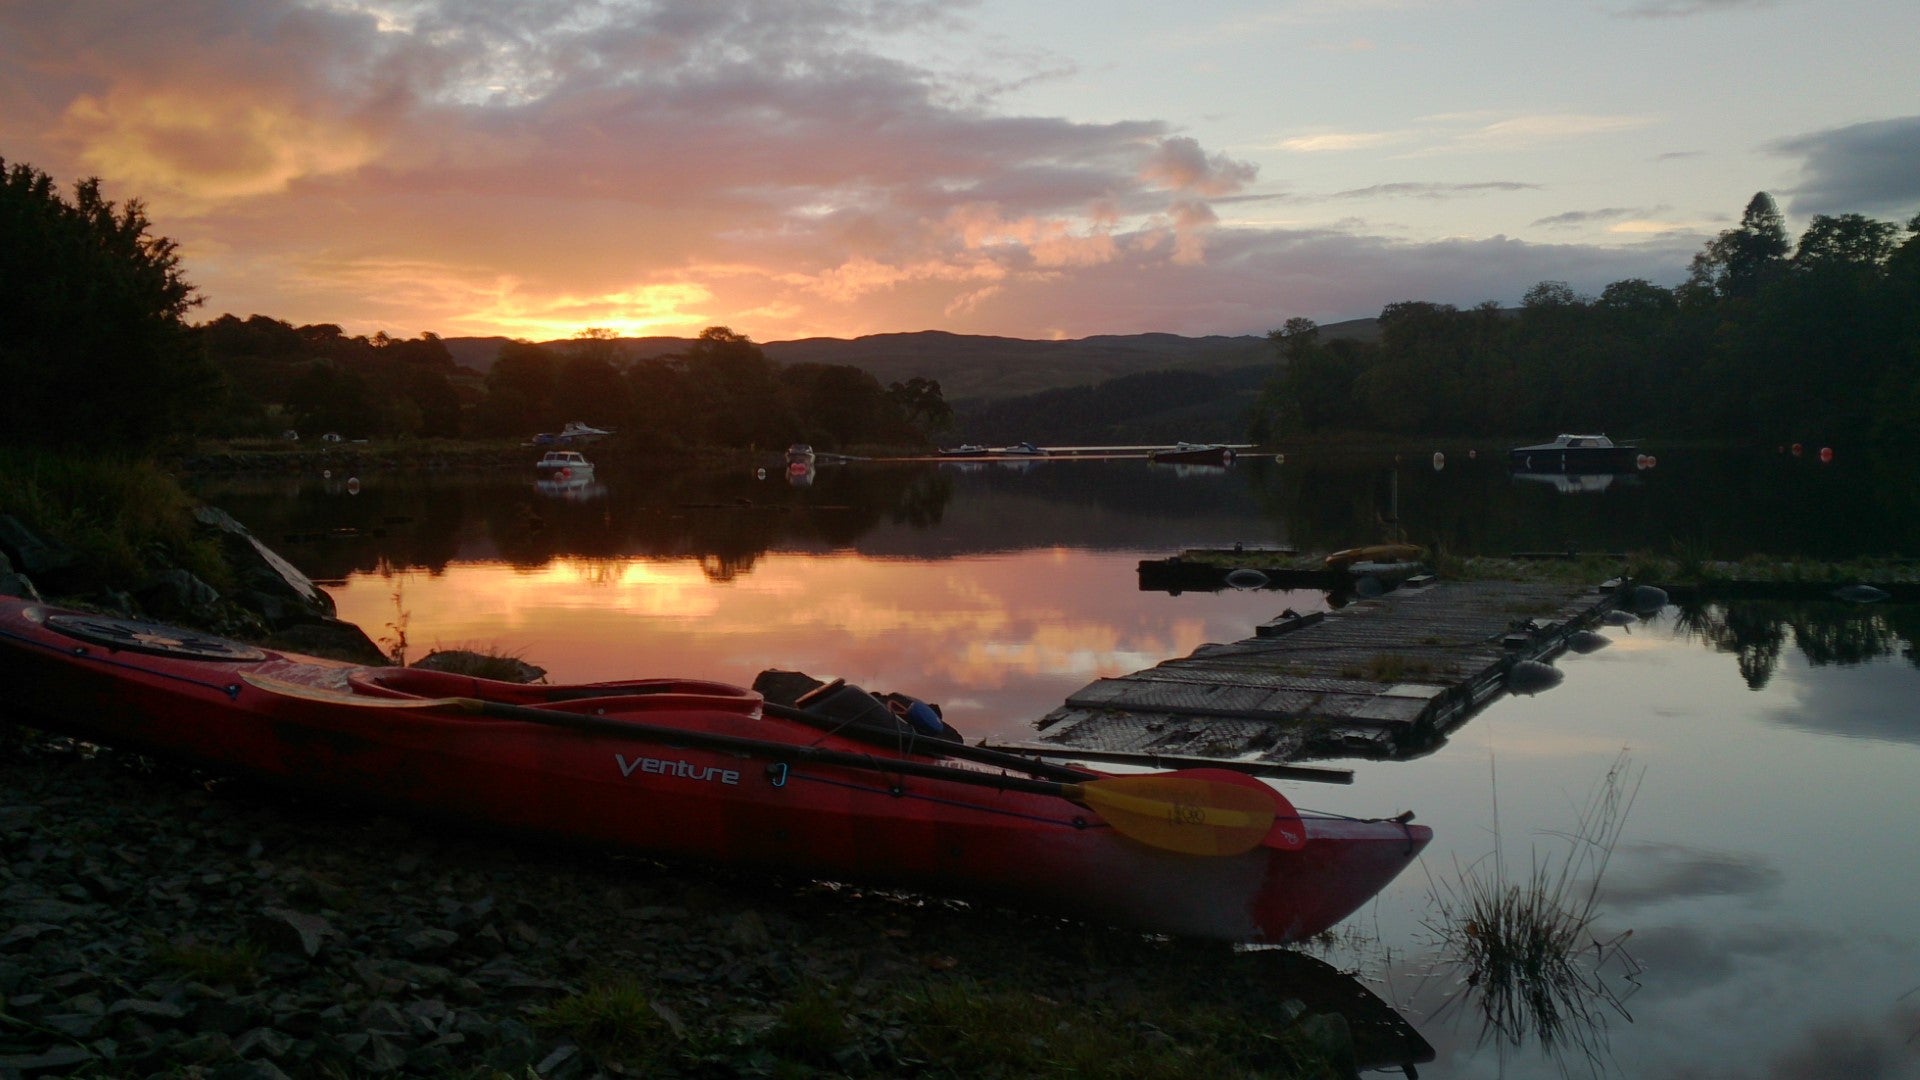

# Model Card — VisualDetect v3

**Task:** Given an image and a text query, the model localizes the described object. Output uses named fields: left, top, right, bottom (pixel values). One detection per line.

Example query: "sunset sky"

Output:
left=4, top=0, right=1917, bottom=343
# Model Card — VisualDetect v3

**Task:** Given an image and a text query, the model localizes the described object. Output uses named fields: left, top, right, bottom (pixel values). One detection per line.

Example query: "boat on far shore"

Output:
left=1149, top=442, right=1236, bottom=466
left=534, top=421, right=613, bottom=447
left=1507, top=433, right=1640, bottom=472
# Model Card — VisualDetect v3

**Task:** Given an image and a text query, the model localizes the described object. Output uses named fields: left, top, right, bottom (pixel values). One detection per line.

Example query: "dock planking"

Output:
left=988, top=577, right=1622, bottom=769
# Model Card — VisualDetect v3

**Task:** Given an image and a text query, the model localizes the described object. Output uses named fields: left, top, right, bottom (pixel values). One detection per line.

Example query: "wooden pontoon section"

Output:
left=990, top=578, right=1622, bottom=767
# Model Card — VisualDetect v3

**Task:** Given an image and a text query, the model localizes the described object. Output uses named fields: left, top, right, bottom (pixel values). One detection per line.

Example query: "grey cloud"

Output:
left=1330, top=181, right=1539, bottom=200
left=1613, top=0, right=1776, bottom=17
left=1533, top=207, right=1641, bottom=228
left=1140, top=137, right=1258, bottom=197
left=1771, top=115, right=1920, bottom=219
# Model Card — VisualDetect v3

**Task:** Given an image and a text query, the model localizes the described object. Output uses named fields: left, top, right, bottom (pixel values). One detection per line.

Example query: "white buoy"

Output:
left=1506, top=660, right=1564, bottom=695
left=1224, top=568, right=1269, bottom=590
left=1568, top=630, right=1611, bottom=654
left=346, top=477, right=361, bottom=495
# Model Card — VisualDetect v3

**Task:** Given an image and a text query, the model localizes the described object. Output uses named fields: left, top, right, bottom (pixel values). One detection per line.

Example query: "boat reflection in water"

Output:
left=1509, top=470, right=1642, bottom=494
left=533, top=476, right=607, bottom=501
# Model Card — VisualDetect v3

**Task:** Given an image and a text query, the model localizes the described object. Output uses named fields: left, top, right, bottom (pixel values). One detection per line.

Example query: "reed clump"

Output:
left=1424, top=750, right=1642, bottom=1062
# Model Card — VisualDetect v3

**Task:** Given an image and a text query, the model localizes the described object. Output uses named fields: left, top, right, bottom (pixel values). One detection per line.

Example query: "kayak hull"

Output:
left=0, top=597, right=1429, bottom=943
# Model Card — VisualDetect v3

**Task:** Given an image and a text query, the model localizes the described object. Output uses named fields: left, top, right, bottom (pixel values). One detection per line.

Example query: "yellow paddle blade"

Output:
left=1069, top=775, right=1278, bottom=857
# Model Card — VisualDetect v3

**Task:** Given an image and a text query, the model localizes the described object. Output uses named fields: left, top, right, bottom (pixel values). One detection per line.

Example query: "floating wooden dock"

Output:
left=987, top=577, right=1622, bottom=768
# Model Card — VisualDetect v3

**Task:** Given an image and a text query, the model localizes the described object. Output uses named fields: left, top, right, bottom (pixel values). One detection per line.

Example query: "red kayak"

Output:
left=0, top=596, right=1430, bottom=943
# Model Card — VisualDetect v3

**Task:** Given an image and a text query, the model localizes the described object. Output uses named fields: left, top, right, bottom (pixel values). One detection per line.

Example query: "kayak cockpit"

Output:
left=346, top=668, right=763, bottom=715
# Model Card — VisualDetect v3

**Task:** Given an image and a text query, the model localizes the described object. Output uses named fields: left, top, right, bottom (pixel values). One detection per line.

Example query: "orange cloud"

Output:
left=62, top=87, right=381, bottom=205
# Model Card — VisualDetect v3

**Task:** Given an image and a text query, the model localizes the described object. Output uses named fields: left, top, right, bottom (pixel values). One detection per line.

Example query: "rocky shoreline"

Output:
left=0, top=726, right=1427, bottom=1079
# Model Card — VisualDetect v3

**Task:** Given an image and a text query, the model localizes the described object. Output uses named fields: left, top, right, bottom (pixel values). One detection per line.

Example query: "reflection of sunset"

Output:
left=329, top=551, right=1314, bottom=741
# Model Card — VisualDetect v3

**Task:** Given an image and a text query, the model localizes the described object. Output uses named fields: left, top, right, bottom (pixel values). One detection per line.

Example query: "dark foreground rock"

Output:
left=0, top=727, right=1420, bottom=1079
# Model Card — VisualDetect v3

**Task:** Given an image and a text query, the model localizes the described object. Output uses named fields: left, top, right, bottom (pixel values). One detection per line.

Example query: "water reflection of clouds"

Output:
left=1759, top=655, right=1920, bottom=746
left=1761, top=1005, right=1920, bottom=1080
left=1623, top=921, right=1810, bottom=996
left=326, top=551, right=1291, bottom=743
left=1603, top=841, right=1783, bottom=909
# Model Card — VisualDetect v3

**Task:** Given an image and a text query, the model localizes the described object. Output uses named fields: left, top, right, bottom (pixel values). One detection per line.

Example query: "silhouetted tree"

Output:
left=475, top=341, right=558, bottom=436
left=1688, top=192, right=1790, bottom=300
left=888, top=376, right=953, bottom=432
left=0, top=158, right=213, bottom=449
left=680, top=327, right=797, bottom=447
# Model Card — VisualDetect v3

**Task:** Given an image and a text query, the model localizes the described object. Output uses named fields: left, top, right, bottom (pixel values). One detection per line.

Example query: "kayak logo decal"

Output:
left=615, top=753, right=741, bottom=786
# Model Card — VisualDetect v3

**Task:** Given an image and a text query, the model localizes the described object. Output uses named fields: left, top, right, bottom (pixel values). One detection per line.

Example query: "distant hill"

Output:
left=442, top=319, right=1380, bottom=403
left=950, top=366, right=1274, bottom=445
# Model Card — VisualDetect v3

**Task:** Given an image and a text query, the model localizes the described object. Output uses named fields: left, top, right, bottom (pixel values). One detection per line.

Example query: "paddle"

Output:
left=240, top=674, right=1290, bottom=857
left=521, top=678, right=1350, bottom=785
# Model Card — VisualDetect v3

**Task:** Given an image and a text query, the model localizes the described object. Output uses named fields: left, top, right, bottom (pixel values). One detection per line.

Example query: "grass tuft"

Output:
left=766, top=981, right=853, bottom=1066
left=1424, top=750, right=1642, bottom=1064
left=536, top=977, right=668, bottom=1066
left=147, top=937, right=264, bottom=988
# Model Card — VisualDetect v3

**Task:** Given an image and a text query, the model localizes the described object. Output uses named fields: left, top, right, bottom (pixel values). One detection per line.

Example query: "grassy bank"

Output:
left=0, top=448, right=227, bottom=593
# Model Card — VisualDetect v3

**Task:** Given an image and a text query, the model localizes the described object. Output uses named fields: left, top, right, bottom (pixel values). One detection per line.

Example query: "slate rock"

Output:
left=0, top=515, right=75, bottom=578
left=0, top=1045, right=94, bottom=1073
left=191, top=506, right=335, bottom=622
left=252, top=907, right=334, bottom=958
left=134, top=568, right=223, bottom=617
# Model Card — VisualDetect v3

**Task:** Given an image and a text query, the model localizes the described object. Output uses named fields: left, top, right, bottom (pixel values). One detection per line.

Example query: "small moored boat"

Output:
left=535, top=450, right=594, bottom=480
left=1149, top=442, right=1236, bottom=466
left=1508, top=434, right=1639, bottom=472
left=0, top=596, right=1431, bottom=943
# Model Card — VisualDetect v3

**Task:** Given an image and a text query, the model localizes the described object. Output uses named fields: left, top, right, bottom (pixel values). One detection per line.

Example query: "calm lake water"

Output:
left=192, top=448, right=1920, bottom=1078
